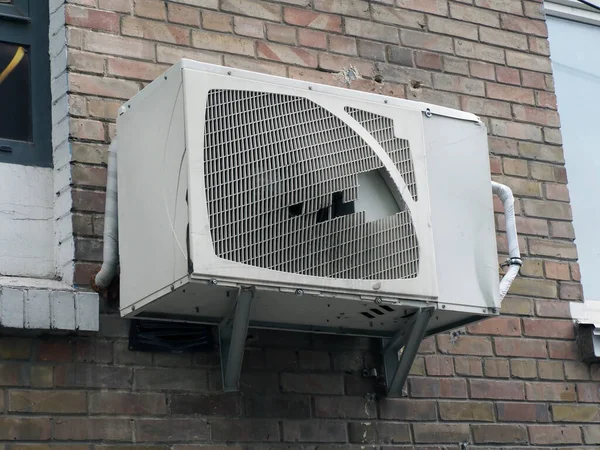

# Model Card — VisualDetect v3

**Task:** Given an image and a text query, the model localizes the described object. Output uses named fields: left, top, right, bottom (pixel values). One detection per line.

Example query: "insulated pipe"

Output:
left=95, top=137, right=119, bottom=289
left=492, top=181, right=522, bottom=301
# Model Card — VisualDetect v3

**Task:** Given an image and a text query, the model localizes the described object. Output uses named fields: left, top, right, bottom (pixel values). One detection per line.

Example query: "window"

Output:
left=0, top=1, right=51, bottom=167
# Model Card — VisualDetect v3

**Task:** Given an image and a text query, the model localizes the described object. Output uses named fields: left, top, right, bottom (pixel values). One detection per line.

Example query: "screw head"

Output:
left=425, top=108, right=432, bottom=118
left=375, top=297, right=383, bottom=305
left=210, top=279, right=218, bottom=285
left=295, top=289, right=304, bottom=296
left=227, top=71, right=232, bottom=75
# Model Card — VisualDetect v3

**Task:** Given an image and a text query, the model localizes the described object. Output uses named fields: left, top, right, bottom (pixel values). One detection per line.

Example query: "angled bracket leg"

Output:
left=219, top=286, right=254, bottom=392
left=382, top=307, right=434, bottom=397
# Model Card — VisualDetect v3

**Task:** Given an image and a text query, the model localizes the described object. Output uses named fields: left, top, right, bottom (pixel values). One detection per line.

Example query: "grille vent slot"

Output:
left=203, top=89, right=419, bottom=280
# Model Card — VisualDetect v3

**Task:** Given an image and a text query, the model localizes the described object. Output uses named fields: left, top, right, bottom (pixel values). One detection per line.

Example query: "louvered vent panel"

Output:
left=345, top=107, right=418, bottom=201
left=203, top=89, right=419, bottom=279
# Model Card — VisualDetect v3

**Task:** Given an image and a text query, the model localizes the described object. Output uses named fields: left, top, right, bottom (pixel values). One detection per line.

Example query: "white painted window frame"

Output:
left=545, top=1, right=600, bottom=329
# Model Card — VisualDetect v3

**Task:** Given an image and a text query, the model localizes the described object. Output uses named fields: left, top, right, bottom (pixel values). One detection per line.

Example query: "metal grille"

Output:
left=203, top=89, right=419, bottom=279
left=346, top=107, right=418, bottom=201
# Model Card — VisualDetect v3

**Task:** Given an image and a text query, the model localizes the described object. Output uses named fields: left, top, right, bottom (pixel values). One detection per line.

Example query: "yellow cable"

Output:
left=0, top=46, right=25, bottom=85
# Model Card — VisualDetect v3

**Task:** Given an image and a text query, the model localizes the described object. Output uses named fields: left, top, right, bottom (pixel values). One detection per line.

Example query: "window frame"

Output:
left=0, top=0, right=52, bottom=167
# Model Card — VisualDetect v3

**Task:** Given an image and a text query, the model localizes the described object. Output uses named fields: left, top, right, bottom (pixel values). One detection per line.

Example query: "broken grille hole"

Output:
left=332, top=191, right=355, bottom=219
left=288, top=202, right=303, bottom=218
left=361, top=312, right=375, bottom=319
left=316, top=206, right=329, bottom=223
left=370, top=308, right=384, bottom=316
left=380, top=305, right=394, bottom=312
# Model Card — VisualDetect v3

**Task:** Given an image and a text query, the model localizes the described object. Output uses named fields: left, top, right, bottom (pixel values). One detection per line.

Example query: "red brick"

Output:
left=99, top=0, right=132, bottom=12
left=437, top=334, right=493, bottom=356
left=379, top=399, right=437, bottom=420
left=535, top=300, right=571, bottom=318
left=284, top=8, right=341, bottom=32
left=489, top=136, right=518, bottom=155
left=135, top=0, right=166, bottom=20
left=526, top=381, right=576, bottom=401
left=156, top=45, right=221, bottom=65
left=168, top=3, right=200, bottom=26
left=470, top=379, right=525, bottom=400
left=511, top=359, right=537, bottom=379
left=424, top=355, right=453, bottom=376
left=409, top=377, right=467, bottom=398
left=513, top=104, right=560, bottom=126
left=438, top=401, right=494, bottom=421
left=560, top=282, right=583, bottom=301
left=224, top=55, right=286, bottom=77
left=54, top=417, right=131, bottom=440
left=345, top=18, right=399, bottom=44
left=349, top=422, right=410, bottom=444
left=402, top=30, right=453, bottom=53
left=487, top=82, right=535, bottom=104
left=483, top=358, right=510, bottom=378
left=467, top=316, right=521, bottom=336
left=0, top=338, right=31, bottom=359
left=522, top=70, right=546, bottom=88
left=481, top=27, right=528, bottom=51
left=37, top=339, right=73, bottom=362
left=298, top=29, right=327, bottom=49
left=538, top=360, right=565, bottom=380
left=434, top=73, right=484, bottom=95
left=536, top=91, right=558, bottom=109
left=87, top=98, right=121, bottom=120
left=122, top=16, right=190, bottom=45
left=83, top=30, right=155, bottom=60
left=529, top=35, right=551, bottom=55
left=443, top=56, right=469, bottom=75
left=523, top=318, right=574, bottom=339
left=397, top=0, right=448, bottom=15
left=66, top=5, right=120, bottom=33
left=70, top=118, right=105, bottom=141
left=497, top=402, right=550, bottom=422
left=413, top=423, right=470, bottom=443
left=571, top=262, right=581, bottom=281
left=371, top=4, right=424, bottom=28
left=529, top=425, right=582, bottom=445
left=258, top=42, right=316, bottom=67
left=501, top=14, right=548, bottom=37
left=233, top=16, right=265, bottom=38
left=107, top=57, right=168, bottom=81
left=202, top=11, right=233, bottom=32
left=454, top=356, right=483, bottom=376
left=74, top=339, right=113, bottom=363
left=578, top=382, right=600, bottom=402
left=314, top=396, right=376, bottom=419
left=416, top=51, right=442, bottom=70
left=496, top=66, right=520, bottom=85
left=70, top=73, right=139, bottom=100
left=477, top=0, right=523, bottom=14
left=507, top=50, right=552, bottom=73
left=495, top=337, right=548, bottom=358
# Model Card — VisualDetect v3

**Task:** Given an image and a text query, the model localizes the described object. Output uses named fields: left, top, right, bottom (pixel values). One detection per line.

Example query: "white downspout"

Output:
left=492, top=181, right=522, bottom=301
left=95, top=137, right=118, bottom=289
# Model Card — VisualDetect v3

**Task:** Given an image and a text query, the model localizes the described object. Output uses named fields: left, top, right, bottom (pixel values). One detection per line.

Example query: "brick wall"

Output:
left=4, top=0, right=594, bottom=447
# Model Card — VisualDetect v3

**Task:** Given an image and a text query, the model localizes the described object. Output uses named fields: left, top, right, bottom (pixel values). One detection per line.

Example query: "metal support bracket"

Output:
left=219, top=286, right=254, bottom=392
left=382, top=307, right=434, bottom=397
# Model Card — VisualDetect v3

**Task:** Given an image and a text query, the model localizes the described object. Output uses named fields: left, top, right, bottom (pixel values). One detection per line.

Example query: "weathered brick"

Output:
left=329, top=35, right=357, bottom=55
left=9, top=390, right=86, bottom=413
left=438, top=401, right=494, bottom=421
left=372, top=4, right=424, bottom=28
left=578, top=382, right=600, bottom=401
left=192, top=30, right=254, bottom=56
left=506, top=50, right=552, bottom=73
left=233, top=16, right=265, bottom=38
left=267, top=23, right=297, bottom=44
left=402, top=30, right=453, bottom=53
left=201, top=11, right=232, bottom=32
left=258, top=42, right=317, bottom=67
left=505, top=278, right=557, bottom=299
left=0, top=418, right=51, bottom=440
left=481, top=27, right=528, bottom=50
left=221, top=0, right=281, bottom=21
left=66, top=5, right=120, bottom=33
left=528, top=238, right=577, bottom=259
left=535, top=300, right=571, bottom=319
left=537, top=91, right=558, bottom=109
left=496, top=66, right=520, bottom=85
left=397, top=0, right=448, bottom=15
left=443, top=56, right=469, bottom=74
left=428, top=16, right=478, bottom=40
left=90, top=392, right=166, bottom=414
left=437, top=334, right=493, bottom=356
left=387, top=46, right=413, bottom=66
left=529, top=425, right=582, bottom=445
left=413, top=423, right=470, bottom=443
left=122, top=16, right=189, bottom=45
left=424, top=355, right=453, bottom=376
left=529, top=35, right=551, bottom=55
left=451, top=3, right=499, bottom=27
left=454, top=356, right=483, bottom=376
left=526, top=381, right=576, bottom=401
left=70, top=73, right=139, bottom=100
left=284, top=421, right=347, bottom=442
left=56, top=364, right=131, bottom=389
left=472, top=424, right=528, bottom=444
left=281, top=373, right=343, bottom=395
left=134, top=368, right=207, bottom=391
left=54, top=417, right=131, bottom=441
left=409, top=377, right=467, bottom=398
left=245, top=395, right=308, bottom=419
left=70, top=118, right=105, bottom=141
left=461, top=96, right=511, bottom=118
left=0, top=338, right=31, bottom=360
left=434, top=73, right=484, bottom=95
left=168, top=3, right=200, bottom=26
left=583, top=425, right=600, bottom=444
left=211, top=419, right=279, bottom=442
left=319, top=54, right=376, bottom=78
left=565, top=363, right=589, bottom=381
left=83, top=30, right=155, bottom=60
left=99, top=0, right=132, bottom=13
left=501, top=297, right=533, bottom=316
left=135, top=0, right=166, bottom=20
left=284, top=8, right=341, bottom=32
left=523, top=318, right=574, bottom=339
left=497, top=402, right=550, bottom=422
left=156, top=45, right=221, bottom=65
left=560, top=282, right=583, bottom=300
left=554, top=404, right=600, bottom=423
left=136, top=419, right=209, bottom=442
left=379, top=399, right=436, bottom=420
left=314, top=0, right=370, bottom=18
left=545, top=183, right=570, bottom=202
left=495, top=337, right=548, bottom=358
left=349, top=422, right=410, bottom=444
left=537, top=360, right=565, bottom=380
left=345, top=18, right=399, bottom=43
left=470, top=379, right=525, bottom=400
left=297, top=350, right=330, bottom=371
left=501, top=14, right=548, bottom=37
left=571, top=262, right=581, bottom=281
left=468, top=316, right=521, bottom=336
left=484, top=358, right=510, bottom=378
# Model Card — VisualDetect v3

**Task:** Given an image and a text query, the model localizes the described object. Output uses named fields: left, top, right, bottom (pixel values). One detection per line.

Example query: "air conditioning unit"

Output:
left=116, top=60, right=520, bottom=396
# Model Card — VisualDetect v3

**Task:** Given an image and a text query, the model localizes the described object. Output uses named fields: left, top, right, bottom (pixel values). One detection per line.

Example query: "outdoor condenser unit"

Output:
left=116, top=60, right=520, bottom=396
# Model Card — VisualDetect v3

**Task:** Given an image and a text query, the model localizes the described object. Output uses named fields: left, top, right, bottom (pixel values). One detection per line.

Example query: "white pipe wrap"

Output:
left=492, top=181, right=522, bottom=301
left=95, top=137, right=119, bottom=289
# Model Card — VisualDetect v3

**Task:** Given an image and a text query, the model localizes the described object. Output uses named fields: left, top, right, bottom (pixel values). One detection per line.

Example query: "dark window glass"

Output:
left=0, top=41, right=30, bottom=142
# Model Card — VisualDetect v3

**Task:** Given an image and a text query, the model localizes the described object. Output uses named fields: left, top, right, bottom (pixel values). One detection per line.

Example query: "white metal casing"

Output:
left=117, top=60, right=499, bottom=337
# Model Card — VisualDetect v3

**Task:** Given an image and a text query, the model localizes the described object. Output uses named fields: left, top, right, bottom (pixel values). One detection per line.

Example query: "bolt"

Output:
left=384, top=99, right=388, bottom=104
left=295, top=289, right=304, bottom=296
left=210, top=279, right=218, bottom=285
left=308, top=86, right=312, bottom=90
left=375, top=297, right=383, bottom=305
left=227, top=71, right=232, bottom=75
left=425, top=108, right=432, bottom=118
